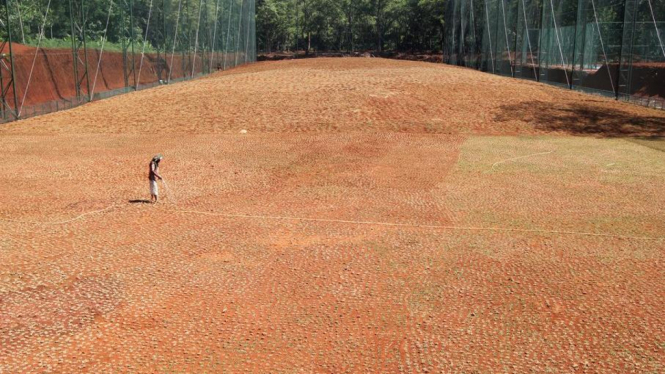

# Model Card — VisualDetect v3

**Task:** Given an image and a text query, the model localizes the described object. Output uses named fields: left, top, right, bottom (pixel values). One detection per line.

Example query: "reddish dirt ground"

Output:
left=1, top=58, right=665, bottom=373
left=2, top=44, right=245, bottom=108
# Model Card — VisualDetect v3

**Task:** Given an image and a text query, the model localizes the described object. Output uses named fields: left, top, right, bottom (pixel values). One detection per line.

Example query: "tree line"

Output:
left=1, top=0, right=253, bottom=54
left=0, top=0, right=445, bottom=54
left=256, top=0, right=446, bottom=53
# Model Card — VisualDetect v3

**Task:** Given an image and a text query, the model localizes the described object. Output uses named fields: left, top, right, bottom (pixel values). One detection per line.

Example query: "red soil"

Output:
left=2, top=44, right=243, bottom=108
left=1, top=58, right=664, bottom=373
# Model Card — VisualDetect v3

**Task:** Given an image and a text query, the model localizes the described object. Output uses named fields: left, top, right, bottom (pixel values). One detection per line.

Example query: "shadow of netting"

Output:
left=494, top=100, right=665, bottom=138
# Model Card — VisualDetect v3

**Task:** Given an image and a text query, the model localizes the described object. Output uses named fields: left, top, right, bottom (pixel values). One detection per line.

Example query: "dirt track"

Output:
left=1, top=58, right=665, bottom=373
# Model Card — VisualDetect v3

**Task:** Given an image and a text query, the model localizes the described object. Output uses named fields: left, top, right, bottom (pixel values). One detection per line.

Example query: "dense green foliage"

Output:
left=0, top=0, right=252, bottom=55
left=257, top=0, right=446, bottom=52
left=0, top=0, right=444, bottom=54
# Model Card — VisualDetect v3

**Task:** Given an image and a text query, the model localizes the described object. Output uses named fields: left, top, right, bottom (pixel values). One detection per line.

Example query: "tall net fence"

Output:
left=0, top=0, right=256, bottom=123
left=444, top=0, right=665, bottom=109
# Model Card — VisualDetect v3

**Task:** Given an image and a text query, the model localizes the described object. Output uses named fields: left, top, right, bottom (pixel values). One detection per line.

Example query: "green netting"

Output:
left=0, top=0, right=256, bottom=122
left=445, top=0, right=665, bottom=108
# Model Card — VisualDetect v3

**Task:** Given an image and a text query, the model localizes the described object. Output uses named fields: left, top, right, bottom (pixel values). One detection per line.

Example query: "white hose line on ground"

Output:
left=590, top=0, right=615, bottom=92
left=1, top=201, right=661, bottom=241
left=171, top=208, right=664, bottom=241
left=91, top=0, right=115, bottom=100
left=168, top=0, right=184, bottom=83
left=0, top=204, right=118, bottom=226
left=161, top=179, right=178, bottom=204
left=136, top=0, right=154, bottom=90
left=491, top=150, right=555, bottom=170
left=18, top=0, right=52, bottom=117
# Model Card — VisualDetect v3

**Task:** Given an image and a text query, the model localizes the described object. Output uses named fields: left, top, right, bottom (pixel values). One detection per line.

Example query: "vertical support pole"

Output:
left=69, top=0, right=80, bottom=100
left=1, top=0, right=20, bottom=120
left=537, top=0, right=548, bottom=82
left=578, top=0, right=588, bottom=73
left=80, top=0, right=91, bottom=100
left=457, top=0, right=464, bottom=65
left=616, top=0, right=638, bottom=99
left=469, top=0, right=478, bottom=68
left=570, top=0, right=581, bottom=89
left=181, top=0, right=187, bottom=78
left=235, top=0, right=244, bottom=67
left=121, top=3, right=128, bottom=88
left=130, top=0, right=137, bottom=88
left=224, top=0, right=234, bottom=70
left=493, top=0, right=501, bottom=74
left=295, top=0, right=299, bottom=53
left=0, top=39, right=5, bottom=120
left=513, top=0, right=521, bottom=77
left=244, top=0, right=251, bottom=63
left=186, top=0, right=192, bottom=77
left=210, top=0, right=220, bottom=72
left=121, top=0, right=136, bottom=90
left=69, top=0, right=91, bottom=102
left=233, top=0, right=245, bottom=68
left=450, top=0, right=458, bottom=65
left=159, top=0, right=167, bottom=81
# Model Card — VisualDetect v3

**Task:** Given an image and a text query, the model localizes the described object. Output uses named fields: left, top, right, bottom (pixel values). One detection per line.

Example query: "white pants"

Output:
left=150, top=180, right=159, bottom=196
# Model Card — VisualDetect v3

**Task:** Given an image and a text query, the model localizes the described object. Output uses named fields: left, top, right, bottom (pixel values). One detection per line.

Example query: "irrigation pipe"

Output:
left=1, top=200, right=661, bottom=242
left=168, top=0, right=183, bottom=83
left=491, top=150, right=555, bottom=170
left=91, top=0, right=115, bottom=99
left=590, top=0, right=614, bottom=92
left=18, top=0, right=52, bottom=117
left=161, top=179, right=178, bottom=204
left=136, top=0, right=154, bottom=90
left=191, top=0, right=205, bottom=77
left=170, top=208, right=664, bottom=242
left=0, top=204, right=118, bottom=226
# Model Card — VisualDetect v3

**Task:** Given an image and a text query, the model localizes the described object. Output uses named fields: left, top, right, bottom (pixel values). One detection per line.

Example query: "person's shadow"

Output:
left=129, top=199, right=151, bottom=204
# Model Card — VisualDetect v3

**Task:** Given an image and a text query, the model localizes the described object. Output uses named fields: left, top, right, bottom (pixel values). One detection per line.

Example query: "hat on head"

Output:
left=152, top=154, right=163, bottom=162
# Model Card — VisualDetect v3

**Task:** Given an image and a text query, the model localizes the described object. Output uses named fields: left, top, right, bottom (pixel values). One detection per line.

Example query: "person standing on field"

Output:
left=149, top=155, right=163, bottom=203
